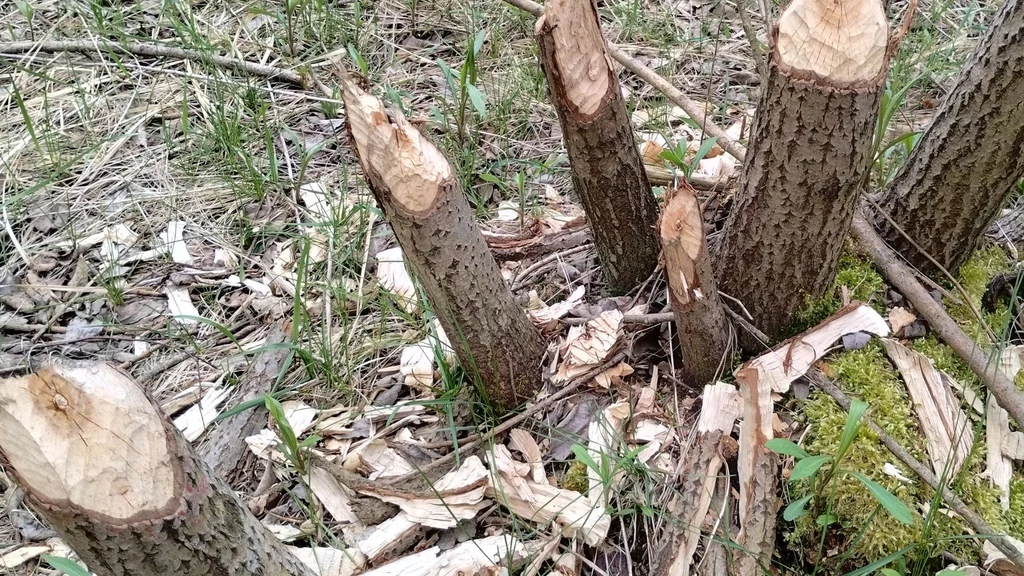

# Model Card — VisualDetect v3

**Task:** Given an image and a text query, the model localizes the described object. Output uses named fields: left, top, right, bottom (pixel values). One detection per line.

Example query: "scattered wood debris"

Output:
left=881, top=339, right=973, bottom=478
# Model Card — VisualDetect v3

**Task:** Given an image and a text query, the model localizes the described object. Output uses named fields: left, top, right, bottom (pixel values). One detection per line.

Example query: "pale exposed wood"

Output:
left=308, top=466, right=360, bottom=525
left=655, top=383, right=741, bottom=576
left=353, top=512, right=421, bottom=564
left=0, top=363, right=314, bottom=576
left=742, top=302, right=889, bottom=395
left=486, top=445, right=611, bottom=546
left=987, top=346, right=1024, bottom=509
left=1003, top=432, right=1024, bottom=460
left=775, top=0, right=888, bottom=83
left=537, top=0, right=609, bottom=116
left=357, top=535, right=527, bottom=576
left=288, top=547, right=365, bottom=576
left=341, top=75, right=544, bottom=410
left=733, top=303, right=889, bottom=572
left=508, top=428, right=547, bottom=484
left=661, top=184, right=732, bottom=385
left=880, top=339, right=973, bottom=478
left=356, top=455, right=488, bottom=528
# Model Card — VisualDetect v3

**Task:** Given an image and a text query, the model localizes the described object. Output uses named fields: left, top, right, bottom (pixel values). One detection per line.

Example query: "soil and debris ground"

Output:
left=1, top=0, right=1021, bottom=574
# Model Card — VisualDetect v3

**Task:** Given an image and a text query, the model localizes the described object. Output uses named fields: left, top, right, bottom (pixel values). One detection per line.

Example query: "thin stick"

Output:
left=850, top=214, right=1024, bottom=430
left=502, top=0, right=747, bottom=162
left=382, top=351, right=628, bottom=485
left=808, top=370, right=1024, bottom=567
left=0, top=40, right=307, bottom=87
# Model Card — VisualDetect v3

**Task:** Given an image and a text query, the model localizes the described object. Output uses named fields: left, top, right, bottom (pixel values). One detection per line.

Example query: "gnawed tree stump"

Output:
left=340, top=77, right=544, bottom=410
left=661, top=184, right=732, bottom=385
left=535, top=0, right=661, bottom=293
left=0, top=363, right=315, bottom=576
left=654, top=383, right=741, bottom=576
left=717, top=0, right=890, bottom=341
left=875, top=0, right=1024, bottom=274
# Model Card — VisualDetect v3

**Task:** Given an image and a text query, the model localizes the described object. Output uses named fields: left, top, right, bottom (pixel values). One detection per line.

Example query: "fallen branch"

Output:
left=0, top=40, right=307, bottom=86
left=502, top=0, right=747, bottom=161
left=850, top=213, right=1024, bottom=429
left=381, top=351, right=628, bottom=486
left=807, top=370, right=1024, bottom=567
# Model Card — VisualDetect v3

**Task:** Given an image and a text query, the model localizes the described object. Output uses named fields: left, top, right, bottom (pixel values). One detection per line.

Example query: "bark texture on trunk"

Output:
left=341, top=78, right=544, bottom=410
left=875, top=0, right=1024, bottom=274
left=716, top=0, right=889, bottom=341
left=661, top=184, right=732, bottom=385
left=654, top=384, right=741, bottom=576
left=535, top=0, right=660, bottom=293
left=0, top=363, right=315, bottom=576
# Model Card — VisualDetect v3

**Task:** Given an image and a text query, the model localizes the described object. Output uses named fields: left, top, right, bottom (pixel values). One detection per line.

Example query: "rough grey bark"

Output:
left=875, top=0, right=1024, bottom=274
left=202, top=319, right=291, bottom=479
left=341, top=78, right=544, bottom=410
left=0, top=364, right=314, bottom=576
left=535, top=0, right=661, bottom=293
left=716, top=27, right=889, bottom=342
left=661, top=184, right=732, bottom=386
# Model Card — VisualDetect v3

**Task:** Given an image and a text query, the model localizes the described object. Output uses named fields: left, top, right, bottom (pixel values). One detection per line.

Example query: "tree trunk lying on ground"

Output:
left=534, top=0, right=661, bottom=293
left=660, top=184, right=732, bottom=385
left=873, top=0, right=1024, bottom=274
left=654, top=383, right=741, bottom=576
left=716, top=0, right=890, bottom=342
left=0, top=363, right=315, bottom=576
left=340, top=76, right=544, bottom=410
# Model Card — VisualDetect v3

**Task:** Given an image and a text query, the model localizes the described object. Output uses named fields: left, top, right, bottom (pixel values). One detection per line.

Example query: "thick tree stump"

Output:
left=341, top=78, right=544, bottom=410
left=0, top=363, right=314, bottom=576
left=661, top=184, right=732, bottom=385
left=654, top=383, right=741, bottom=576
left=534, top=0, right=661, bottom=293
left=716, top=0, right=890, bottom=341
left=874, top=0, right=1024, bottom=274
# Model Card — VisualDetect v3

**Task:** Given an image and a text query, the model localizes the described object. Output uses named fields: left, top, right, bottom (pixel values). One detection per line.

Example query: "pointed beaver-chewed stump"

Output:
left=534, top=0, right=661, bottom=293
left=0, top=363, right=316, bottom=576
left=341, top=78, right=544, bottom=410
left=717, top=0, right=890, bottom=343
left=661, top=184, right=732, bottom=386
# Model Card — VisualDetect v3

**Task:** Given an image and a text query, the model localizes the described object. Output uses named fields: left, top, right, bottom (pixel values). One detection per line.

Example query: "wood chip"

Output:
left=555, top=309, right=623, bottom=382
left=288, top=546, right=365, bottom=576
left=357, top=535, right=526, bottom=576
left=164, top=286, right=199, bottom=325
left=375, top=247, right=418, bottom=314
left=527, top=285, right=586, bottom=325
left=881, top=339, right=973, bottom=478
left=173, top=385, right=230, bottom=442
left=888, top=306, right=917, bottom=335
left=353, top=512, right=421, bottom=564
left=486, top=445, right=610, bottom=546
left=158, top=220, right=193, bottom=265
left=357, top=455, right=488, bottom=528
left=309, top=465, right=360, bottom=524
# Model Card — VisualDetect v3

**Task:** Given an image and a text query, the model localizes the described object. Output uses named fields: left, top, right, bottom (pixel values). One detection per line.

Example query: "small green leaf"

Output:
left=766, top=438, right=811, bottom=459
left=688, top=137, right=718, bottom=176
left=43, top=556, right=91, bottom=576
left=783, top=495, right=812, bottom=521
left=816, top=513, right=838, bottom=527
left=571, top=444, right=599, bottom=473
left=836, top=399, right=868, bottom=462
left=790, top=455, right=831, bottom=481
left=878, top=569, right=901, bottom=576
left=465, top=84, right=487, bottom=118
left=472, top=30, right=486, bottom=56
left=849, top=471, right=914, bottom=525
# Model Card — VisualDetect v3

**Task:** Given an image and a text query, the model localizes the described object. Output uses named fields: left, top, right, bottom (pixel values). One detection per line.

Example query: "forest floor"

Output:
left=1, top=0, right=1021, bottom=574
